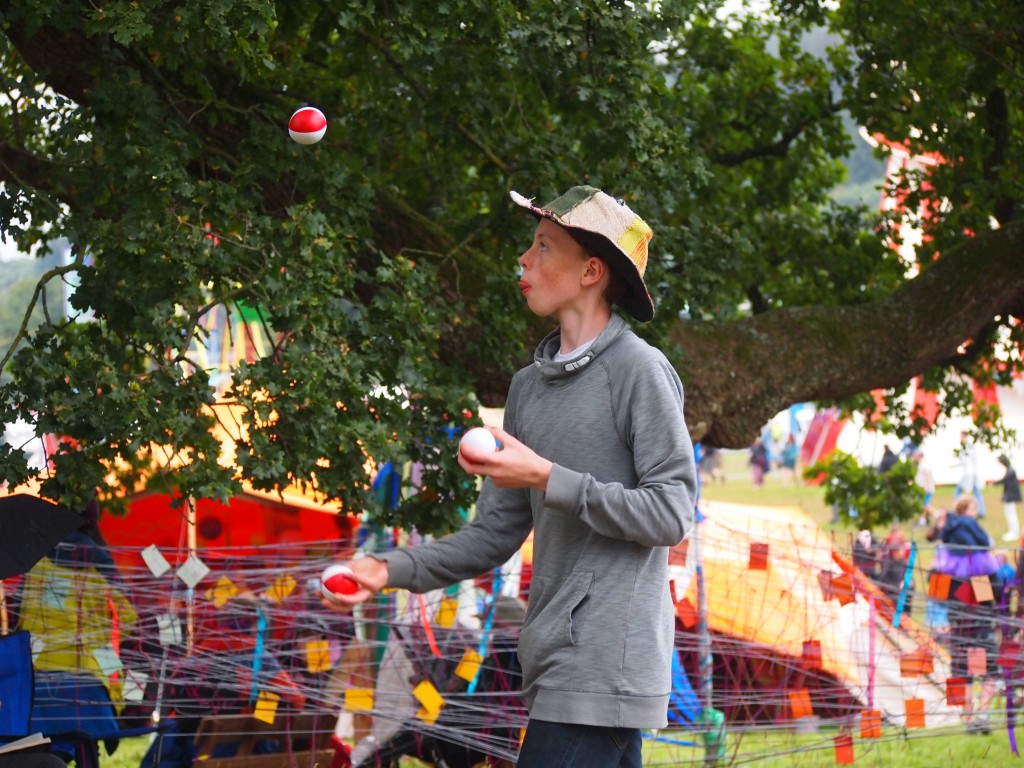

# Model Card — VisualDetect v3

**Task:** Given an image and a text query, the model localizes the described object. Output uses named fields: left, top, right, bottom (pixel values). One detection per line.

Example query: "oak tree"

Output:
left=0, top=0, right=1020, bottom=531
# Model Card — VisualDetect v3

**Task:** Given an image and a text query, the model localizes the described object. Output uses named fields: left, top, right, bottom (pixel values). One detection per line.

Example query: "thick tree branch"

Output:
left=673, top=221, right=1024, bottom=447
left=0, top=143, right=73, bottom=200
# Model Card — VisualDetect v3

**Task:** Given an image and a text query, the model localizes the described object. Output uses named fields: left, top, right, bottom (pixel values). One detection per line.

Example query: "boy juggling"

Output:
left=326, top=186, right=697, bottom=768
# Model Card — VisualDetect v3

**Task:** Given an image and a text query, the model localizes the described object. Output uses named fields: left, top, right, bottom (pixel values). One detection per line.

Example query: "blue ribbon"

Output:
left=248, top=607, right=266, bottom=704
left=892, top=542, right=917, bottom=628
left=467, top=568, right=504, bottom=694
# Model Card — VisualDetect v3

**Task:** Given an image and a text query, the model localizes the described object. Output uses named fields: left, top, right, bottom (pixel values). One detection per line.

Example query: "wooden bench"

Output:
left=193, top=712, right=336, bottom=768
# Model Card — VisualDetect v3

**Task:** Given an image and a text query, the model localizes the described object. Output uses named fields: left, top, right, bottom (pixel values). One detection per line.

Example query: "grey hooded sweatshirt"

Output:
left=380, top=313, right=697, bottom=728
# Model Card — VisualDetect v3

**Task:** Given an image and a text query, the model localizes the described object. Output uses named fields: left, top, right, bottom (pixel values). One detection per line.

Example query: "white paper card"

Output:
left=30, top=635, right=45, bottom=662
left=176, top=555, right=210, bottom=588
left=43, top=573, right=71, bottom=609
left=92, top=644, right=123, bottom=676
left=123, top=669, right=149, bottom=702
left=141, top=544, right=172, bottom=577
left=157, top=613, right=182, bottom=645
left=0, top=733, right=51, bottom=756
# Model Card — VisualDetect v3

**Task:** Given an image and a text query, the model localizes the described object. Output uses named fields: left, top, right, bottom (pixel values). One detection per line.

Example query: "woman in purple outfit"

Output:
left=928, top=495, right=1001, bottom=734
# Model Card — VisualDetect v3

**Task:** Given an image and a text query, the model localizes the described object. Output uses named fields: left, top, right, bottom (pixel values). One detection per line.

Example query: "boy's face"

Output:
left=517, top=219, right=593, bottom=318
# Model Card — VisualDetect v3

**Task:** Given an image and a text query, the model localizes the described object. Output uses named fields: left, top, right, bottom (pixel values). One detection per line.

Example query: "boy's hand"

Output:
left=320, top=557, right=389, bottom=612
left=459, top=427, right=552, bottom=491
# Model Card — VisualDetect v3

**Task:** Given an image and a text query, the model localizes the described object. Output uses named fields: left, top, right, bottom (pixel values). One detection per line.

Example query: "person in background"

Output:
left=877, top=524, right=912, bottom=609
left=749, top=438, right=769, bottom=487
left=997, top=454, right=1022, bottom=543
left=779, top=434, right=799, bottom=486
left=699, top=445, right=724, bottom=485
left=955, top=431, right=986, bottom=518
left=928, top=495, right=1000, bottom=734
left=852, top=530, right=878, bottom=581
left=878, top=445, right=899, bottom=474
left=910, top=449, right=936, bottom=527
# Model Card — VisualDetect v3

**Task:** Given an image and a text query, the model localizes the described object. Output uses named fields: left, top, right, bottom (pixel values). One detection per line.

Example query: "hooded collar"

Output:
left=533, top=314, right=630, bottom=382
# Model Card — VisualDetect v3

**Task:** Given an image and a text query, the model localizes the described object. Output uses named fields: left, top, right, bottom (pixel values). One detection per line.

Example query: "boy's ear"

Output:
left=581, top=256, right=607, bottom=287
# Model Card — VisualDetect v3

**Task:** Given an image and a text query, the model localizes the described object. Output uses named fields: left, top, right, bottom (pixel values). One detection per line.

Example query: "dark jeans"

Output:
left=517, top=719, right=642, bottom=768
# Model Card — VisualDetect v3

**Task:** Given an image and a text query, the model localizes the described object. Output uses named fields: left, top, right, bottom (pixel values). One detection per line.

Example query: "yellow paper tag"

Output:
left=417, top=707, right=441, bottom=725
left=306, top=639, right=331, bottom=672
left=266, top=574, right=297, bottom=603
left=210, top=576, right=238, bottom=608
left=436, top=598, right=459, bottom=628
left=253, top=691, right=279, bottom=724
left=455, top=648, right=482, bottom=682
left=344, top=688, right=375, bottom=712
left=413, top=679, right=445, bottom=714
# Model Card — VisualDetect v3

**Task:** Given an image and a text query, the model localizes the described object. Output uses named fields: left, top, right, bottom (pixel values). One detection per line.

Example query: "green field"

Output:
left=105, top=723, right=1015, bottom=768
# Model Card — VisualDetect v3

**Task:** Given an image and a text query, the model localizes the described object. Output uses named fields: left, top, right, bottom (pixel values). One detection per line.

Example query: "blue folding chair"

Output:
left=1, top=629, right=166, bottom=768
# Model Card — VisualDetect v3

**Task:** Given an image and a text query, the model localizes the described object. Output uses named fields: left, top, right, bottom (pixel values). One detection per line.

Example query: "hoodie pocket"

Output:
left=521, top=572, right=594, bottom=660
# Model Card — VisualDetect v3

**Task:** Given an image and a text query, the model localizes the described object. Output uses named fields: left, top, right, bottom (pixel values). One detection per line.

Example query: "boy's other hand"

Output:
left=459, top=427, right=553, bottom=492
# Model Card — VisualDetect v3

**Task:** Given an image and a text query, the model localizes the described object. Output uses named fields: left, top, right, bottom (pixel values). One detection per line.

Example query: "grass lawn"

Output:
left=702, top=449, right=1011, bottom=567
left=107, top=724, right=1016, bottom=767
left=642, top=725, right=1013, bottom=767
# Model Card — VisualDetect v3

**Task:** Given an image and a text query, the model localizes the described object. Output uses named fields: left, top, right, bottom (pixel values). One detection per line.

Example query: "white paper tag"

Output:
left=30, top=635, right=45, bottom=662
left=42, top=573, right=72, bottom=609
left=176, top=554, right=210, bottom=588
left=141, top=544, right=172, bottom=577
left=156, top=613, right=182, bottom=645
left=123, top=669, right=149, bottom=702
left=92, top=644, right=123, bottom=676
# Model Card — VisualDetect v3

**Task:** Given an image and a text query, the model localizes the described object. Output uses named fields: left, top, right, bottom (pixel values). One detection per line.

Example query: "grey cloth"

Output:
left=382, top=314, right=697, bottom=728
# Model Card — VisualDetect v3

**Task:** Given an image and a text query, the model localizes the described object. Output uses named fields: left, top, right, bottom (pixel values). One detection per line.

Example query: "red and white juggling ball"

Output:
left=460, top=427, right=498, bottom=457
left=321, top=564, right=358, bottom=601
left=288, top=106, right=327, bottom=145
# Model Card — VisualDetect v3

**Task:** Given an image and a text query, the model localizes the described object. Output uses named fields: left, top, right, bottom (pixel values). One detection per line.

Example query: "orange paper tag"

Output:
left=860, top=709, right=881, bottom=739
left=946, top=677, right=967, bottom=707
left=676, top=597, right=699, bottom=629
left=905, top=698, right=925, bottom=729
left=789, top=689, right=813, bottom=720
left=802, top=640, right=822, bottom=670
left=834, top=733, right=854, bottom=765
left=928, top=572, right=951, bottom=599
left=749, top=542, right=769, bottom=570
left=831, top=573, right=856, bottom=606
left=899, top=648, right=934, bottom=677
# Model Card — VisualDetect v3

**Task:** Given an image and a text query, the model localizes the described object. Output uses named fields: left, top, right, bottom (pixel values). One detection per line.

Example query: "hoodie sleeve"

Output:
left=379, top=482, right=533, bottom=593
left=379, top=391, right=534, bottom=594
